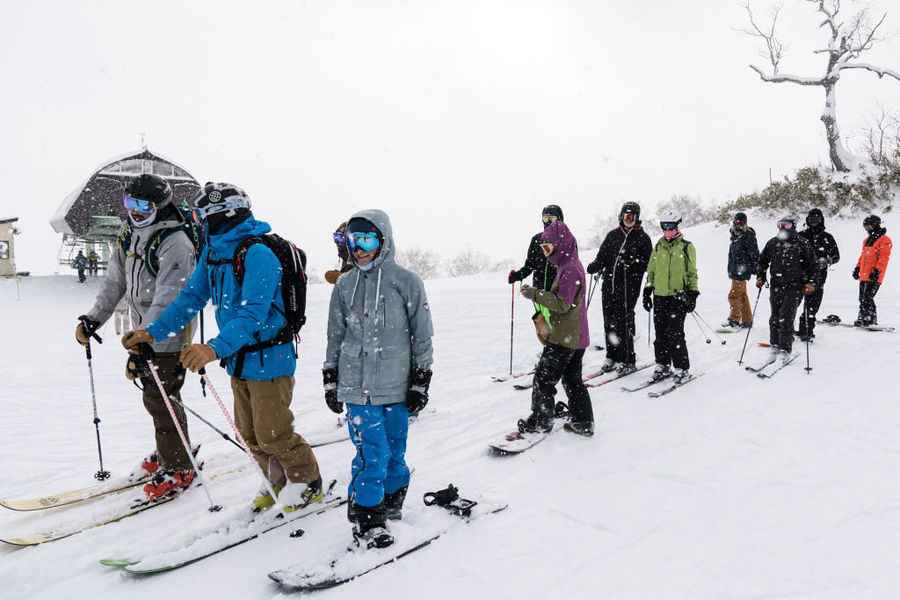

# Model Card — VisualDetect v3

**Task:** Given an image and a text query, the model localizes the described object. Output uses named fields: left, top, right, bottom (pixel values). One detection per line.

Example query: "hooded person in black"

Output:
left=724, top=212, right=759, bottom=328
left=586, top=202, right=652, bottom=372
left=508, top=205, right=564, bottom=291
left=797, top=208, right=840, bottom=339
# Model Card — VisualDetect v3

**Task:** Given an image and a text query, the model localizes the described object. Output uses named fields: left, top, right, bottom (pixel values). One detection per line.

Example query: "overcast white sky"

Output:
left=2, top=0, right=899, bottom=274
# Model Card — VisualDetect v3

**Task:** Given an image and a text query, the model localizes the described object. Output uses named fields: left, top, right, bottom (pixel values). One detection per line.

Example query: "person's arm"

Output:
left=146, top=247, right=211, bottom=343
left=874, top=236, right=892, bottom=278
left=644, top=243, right=657, bottom=288
left=685, top=242, right=699, bottom=292
left=145, top=233, right=196, bottom=327
left=827, top=233, right=840, bottom=266
left=757, top=240, right=773, bottom=280
left=515, top=236, right=543, bottom=280
left=633, top=231, right=653, bottom=272
left=801, top=240, right=816, bottom=283
left=324, top=281, right=348, bottom=370
left=85, top=245, right=127, bottom=326
left=530, top=287, right=576, bottom=314
left=403, top=272, right=435, bottom=370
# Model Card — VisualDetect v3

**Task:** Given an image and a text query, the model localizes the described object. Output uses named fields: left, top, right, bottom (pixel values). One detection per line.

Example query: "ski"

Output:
left=757, top=353, right=799, bottom=379
left=647, top=373, right=704, bottom=398
left=105, top=481, right=346, bottom=575
left=268, top=501, right=508, bottom=592
left=621, top=372, right=672, bottom=392
left=585, top=363, right=652, bottom=388
left=744, top=356, right=776, bottom=373
left=490, top=370, right=534, bottom=383
left=514, top=363, right=607, bottom=391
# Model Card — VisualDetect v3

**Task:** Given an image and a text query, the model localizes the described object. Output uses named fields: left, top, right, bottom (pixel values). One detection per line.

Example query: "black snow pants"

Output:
left=601, top=277, right=641, bottom=365
left=798, top=284, right=824, bottom=337
left=769, top=285, right=802, bottom=352
left=652, top=295, right=689, bottom=370
left=531, top=344, right=593, bottom=425
left=858, top=281, right=881, bottom=324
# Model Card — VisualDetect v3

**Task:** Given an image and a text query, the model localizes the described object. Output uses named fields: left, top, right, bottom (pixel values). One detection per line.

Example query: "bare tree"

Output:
left=858, top=105, right=900, bottom=166
left=396, top=246, right=442, bottom=279
left=742, top=0, right=900, bottom=172
left=446, top=247, right=492, bottom=277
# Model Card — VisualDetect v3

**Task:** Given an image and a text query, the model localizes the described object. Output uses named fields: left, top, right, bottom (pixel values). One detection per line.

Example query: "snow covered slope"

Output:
left=1, top=217, right=898, bottom=599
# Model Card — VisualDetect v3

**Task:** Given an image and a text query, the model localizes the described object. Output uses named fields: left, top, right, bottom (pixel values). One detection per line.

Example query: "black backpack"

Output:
left=119, top=202, right=204, bottom=277
left=216, top=233, right=308, bottom=378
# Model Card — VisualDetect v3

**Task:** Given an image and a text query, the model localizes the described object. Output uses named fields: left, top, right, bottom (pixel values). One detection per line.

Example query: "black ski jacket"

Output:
left=513, top=232, right=557, bottom=290
left=798, top=225, right=840, bottom=286
left=587, top=225, right=652, bottom=293
left=727, top=227, right=759, bottom=281
left=757, top=232, right=816, bottom=289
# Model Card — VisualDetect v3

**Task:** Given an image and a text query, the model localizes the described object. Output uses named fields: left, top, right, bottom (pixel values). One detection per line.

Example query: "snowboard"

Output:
left=268, top=500, right=508, bottom=592
left=488, top=421, right=565, bottom=455
left=816, top=319, right=894, bottom=333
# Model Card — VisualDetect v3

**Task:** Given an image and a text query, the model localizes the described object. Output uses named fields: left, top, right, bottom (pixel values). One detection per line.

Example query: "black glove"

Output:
left=323, top=368, right=342, bottom=414
left=406, top=368, right=433, bottom=416
left=869, top=268, right=880, bottom=283
left=126, top=354, right=151, bottom=382
left=75, top=315, right=101, bottom=345
left=507, top=270, right=520, bottom=285
left=852, top=266, right=860, bottom=280
left=642, top=287, right=653, bottom=312
left=586, top=260, right=600, bottom=275
left=683, top=290, right=699, bottom=313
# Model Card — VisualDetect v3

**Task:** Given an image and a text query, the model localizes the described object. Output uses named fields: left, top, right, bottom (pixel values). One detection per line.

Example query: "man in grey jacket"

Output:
left=75, top=174, right=197, bottom=501
left=323, top=209, right=434, bottom=549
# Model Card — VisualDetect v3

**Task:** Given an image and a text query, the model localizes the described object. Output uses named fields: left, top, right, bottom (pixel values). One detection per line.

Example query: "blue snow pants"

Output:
left=346, top=402, right=410, bottom=508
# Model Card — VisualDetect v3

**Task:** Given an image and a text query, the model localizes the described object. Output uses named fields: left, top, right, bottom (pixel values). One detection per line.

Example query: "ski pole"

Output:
left=138, top=344, right=222, bottom=512
left=198, top=368, right=282, bottom=512
left=79, top=317, right=110, bottom=481
left=804, top=299, right=812, bottom=374
left=166, top=393, right=246, bottom=454
left=587, top=275, right=599, bottom=309
left=199, top=311, right=207, bottom=398
left=689, top=312, right=712, bottom=344
left=693, top=311, right=727, bottom=345
left=509, top=283, right=515, bottom=376
left=647, top=304, right=652, bottom=349
left=738, top=284, right=765, bottom=366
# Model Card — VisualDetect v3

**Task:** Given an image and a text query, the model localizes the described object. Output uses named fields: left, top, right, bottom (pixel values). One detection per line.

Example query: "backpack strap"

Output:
left=144, top=225, right=193, bottom=278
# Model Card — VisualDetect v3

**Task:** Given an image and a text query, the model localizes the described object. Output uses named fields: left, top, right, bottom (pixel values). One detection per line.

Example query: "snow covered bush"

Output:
left=446, top=247, right=492, bottom=277
left=396, top=246, right=442, bottom=279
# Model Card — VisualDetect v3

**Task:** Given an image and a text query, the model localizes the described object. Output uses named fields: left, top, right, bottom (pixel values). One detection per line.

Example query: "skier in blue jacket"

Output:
left=123, top=182, right=322, bottom=511
left=323, top=209, right=434, bottom=549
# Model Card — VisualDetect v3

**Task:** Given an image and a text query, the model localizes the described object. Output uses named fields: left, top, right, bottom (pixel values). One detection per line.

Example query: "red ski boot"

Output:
left=143, top=469, right=196, bottom=502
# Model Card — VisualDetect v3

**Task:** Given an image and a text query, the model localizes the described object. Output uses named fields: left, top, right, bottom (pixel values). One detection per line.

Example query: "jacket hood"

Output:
left=207, top=216, right=272, bottom=257
left=541, top=221, right=577, bottom=268
left=347, top=209, right=395, bottom=270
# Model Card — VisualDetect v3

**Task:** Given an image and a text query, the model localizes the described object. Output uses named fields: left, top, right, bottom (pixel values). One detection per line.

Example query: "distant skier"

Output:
left=75, top=174, right=197, bottom=501
left=642, top=211, right=699, bottom=385
left=852, top=214, right=892, bottom=326
left=722, top=212, right=759, bottom=330
left=585, top=202, right=651, bottom=374
left=797, top=208, right=839, bottom=340
left=73, top=250, right=87, bottom=283
left=518, top=220, right=593, bottom=436
left=508, top=205, right=564, bottom=291
left=87, top=251, right=99, bottom=277
left=324, top=222, right=352, bottom=284
left=323, top=209, right=434, bottom=549
left=123, top=182, right=322, bottom=510
left=756, top=216, right=816, bottom=359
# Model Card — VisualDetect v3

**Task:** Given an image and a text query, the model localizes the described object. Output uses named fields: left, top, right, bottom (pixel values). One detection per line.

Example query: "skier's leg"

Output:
left=140, top=353, right=191, bottom=470
left=601, top=284, right=619, bottom=361
left=561, top=349, right=593, bottom=424
left=382, top=402, right=411, bottom=495
left=668, top=301, right=690, bottom=371
left=346, top=404, right=389, bottom=509
left=247, top=376, right=320, bottom=485
left=231, top=377, right=270, bottom=478
left=804, top=285, right=824, bottom=336
left=736, top=280, right=752, bottom=325
left=768, top=288, right=782, bottom=349
left=652, top=296, right=670, bottom=366
left=779, top=287, right=801, bottom=353
left=531, top=344, right=569, bottom=419
left=727, top=279, right=743, bottom=324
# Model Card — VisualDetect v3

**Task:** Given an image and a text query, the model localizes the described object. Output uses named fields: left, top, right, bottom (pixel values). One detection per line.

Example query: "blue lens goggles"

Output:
left=332, top=231, right=347, bottom=246
left=660, top=221, right=679, bottom=231
left=348, top=232, right=380, bottom=253
left=124, top=195, right=154, bottom=214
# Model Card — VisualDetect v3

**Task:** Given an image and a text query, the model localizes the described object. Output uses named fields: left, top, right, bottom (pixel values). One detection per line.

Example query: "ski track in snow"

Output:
left=1, top=217, right=898, bottom=599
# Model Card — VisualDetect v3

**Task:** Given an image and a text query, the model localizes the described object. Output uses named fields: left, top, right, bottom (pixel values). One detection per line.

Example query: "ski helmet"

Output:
left=777, top=215, right=797, bottom=230
left=620, top=202, right=641, bottom=224
left=863, top=214, right=882, bottom=231
left=733, top=212, right=748, bottom=224
left=806, top=208, right=824, bottom=229
left=126, top=174, right=172, bottom=207
left=193, top=182, right=252, bottom=234
left=658, top=209, right=681, bottom=231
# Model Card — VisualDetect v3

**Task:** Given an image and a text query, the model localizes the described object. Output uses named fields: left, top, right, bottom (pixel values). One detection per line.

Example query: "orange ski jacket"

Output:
left=856, top=229, right=892, bottom=284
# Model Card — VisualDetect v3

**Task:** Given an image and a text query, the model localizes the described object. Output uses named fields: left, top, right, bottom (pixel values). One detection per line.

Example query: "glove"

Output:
left=323, top=368, right=342, bottom=414
left=683, top=290, right=699, bottom=313
left=75, top=316, right=100, bottom=346
left=406, top=368, right=433, bottom=416
left=852, top=266, right=860, bottom=280
left=803, top=283, right=816, bottom=296
left=756, top=277, right=766, bottom=289
left=519, top=284, right=537, bottom=301
left=126, top=354, right=150, bottom=381
left=324, top=269, right=342, bottom=285
left=586, top=261, right=600, bottom=275
left=869, top=268, right=880, bottom=284
left=642, top=287, right=653, bottom=312
left=122, top=329, right=153, bottom=351
left=180, top=344, right=217, bottom=373
left=508, top=270, right=520, bottom=285
left=816, top=257, right=828, bottom=270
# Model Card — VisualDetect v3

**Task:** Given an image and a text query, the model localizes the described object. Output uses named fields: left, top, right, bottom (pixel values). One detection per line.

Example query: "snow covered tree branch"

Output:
left=743, top=0, right=900, bottom=172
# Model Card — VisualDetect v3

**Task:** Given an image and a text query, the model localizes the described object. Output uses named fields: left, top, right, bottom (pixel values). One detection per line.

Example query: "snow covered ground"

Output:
left=1, top=216, right=898, bottom=599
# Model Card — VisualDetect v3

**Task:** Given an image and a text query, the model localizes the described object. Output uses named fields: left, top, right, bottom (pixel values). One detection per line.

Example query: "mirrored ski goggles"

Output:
left=348, top=232, right=380, bottom=253
left=542, top=215, right=559, bottom=224
left=332, top=231, right=347, bottom=246
left=123, top=195, right=154, bottom=215
left=660, top=222, right=679, bottom=231
left=777, top=221, right=794, bottom=231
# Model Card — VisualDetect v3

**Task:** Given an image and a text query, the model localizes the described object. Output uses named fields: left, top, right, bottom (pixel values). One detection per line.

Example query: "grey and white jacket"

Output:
left=85, top=212, right=196, bottom=353
left=324, top=209, right=434, bottom=406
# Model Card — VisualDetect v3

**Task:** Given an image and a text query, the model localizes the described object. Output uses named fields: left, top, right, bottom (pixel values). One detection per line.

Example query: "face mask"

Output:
left=663, top=229, right=679, bottom=241
left=777, top=229, right=790, bottom=241
left=129, top=208, right=157, bottom=228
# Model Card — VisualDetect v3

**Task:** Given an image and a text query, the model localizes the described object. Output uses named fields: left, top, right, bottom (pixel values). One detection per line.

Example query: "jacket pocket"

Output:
left=338, top=346, right=364, bottom=391
left=375, top=351, right=411, bottom=395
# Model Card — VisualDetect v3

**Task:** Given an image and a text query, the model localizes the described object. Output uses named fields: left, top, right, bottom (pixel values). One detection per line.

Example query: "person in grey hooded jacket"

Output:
left=323, top=209, right=434, bottom=549
left=74, top=174, right=197, bottom=500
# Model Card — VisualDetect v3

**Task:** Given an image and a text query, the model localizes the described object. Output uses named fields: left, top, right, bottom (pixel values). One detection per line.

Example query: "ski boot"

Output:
left=143, top=469, right=196, bottom=502
left=672, top=369, right=691, bottom=385
left=616, top=362, right=637, bottom=376
left=281, top=477, right=323, bottom=513
left=351, top=502, right=394, bottom=549
left=517, top=411, right=553, bottom=434
left=251, top=483, right=283, bottom=513
left=649, top=364, right=671, bottom=383
left=384, top=486, right=408, bottom=521
left=128, top=450, right=161, bottom=482
left=598, top=358, right=618, bottom=373
left=721, top=318, right=739, bottom=329
left=564, top=421, right=595, bottom=437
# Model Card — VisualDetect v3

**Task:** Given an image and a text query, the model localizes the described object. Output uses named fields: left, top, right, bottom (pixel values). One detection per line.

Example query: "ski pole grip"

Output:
left=136, top=342, right=156, bottom=362
left=79, top=316, right=103, bottom=344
